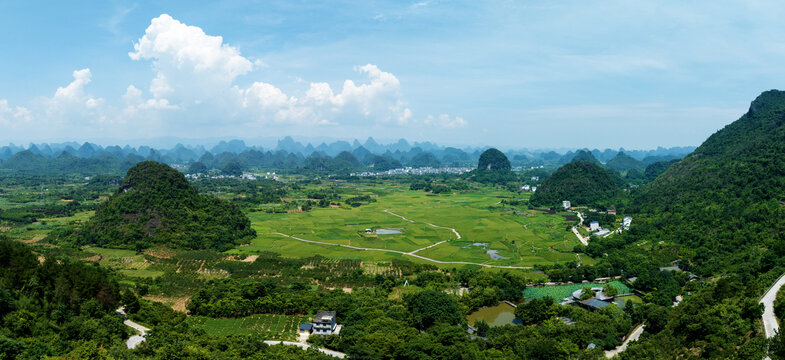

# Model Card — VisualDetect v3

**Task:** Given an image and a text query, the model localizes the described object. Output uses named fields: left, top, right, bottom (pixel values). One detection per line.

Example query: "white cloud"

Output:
left=0, top=99, right=32, bottom=125
left=0, top=14, right=462, bottom=141
left=424, top=114, right=467, bottom=129
left=54, top=69, right=92, bottom=101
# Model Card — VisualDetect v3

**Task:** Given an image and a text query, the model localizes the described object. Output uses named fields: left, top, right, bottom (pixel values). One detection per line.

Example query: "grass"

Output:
left=185, top=314, right=308, bottom=340
left=523, top=281, right=631, bottom=300
left=239, top=184, right=587, bottom=268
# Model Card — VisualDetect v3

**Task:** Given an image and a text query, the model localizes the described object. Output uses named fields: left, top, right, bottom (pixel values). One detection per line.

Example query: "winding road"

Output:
left=572, top=212, right=589, bottom=246
left=605, top=324, right=645, bottom=358
left=760, top=272, right=785, bottom=338
left=117, top=307, right=151, bottom=349
left=263, top=341, right=346, bottom=358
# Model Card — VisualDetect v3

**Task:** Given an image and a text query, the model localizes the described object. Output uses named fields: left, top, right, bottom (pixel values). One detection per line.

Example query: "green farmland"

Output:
left=186, top=314, right=308, bottom=340
left=234, top=184, right=587, bottom=268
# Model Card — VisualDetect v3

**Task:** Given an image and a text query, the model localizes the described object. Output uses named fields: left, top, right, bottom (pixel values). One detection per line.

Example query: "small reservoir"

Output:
left=375, top=228, right=403, bottom=235
left=467, top=302, right=519, bottom=327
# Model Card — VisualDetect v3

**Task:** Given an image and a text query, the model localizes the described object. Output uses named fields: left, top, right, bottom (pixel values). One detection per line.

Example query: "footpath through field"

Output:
left=265, top=232, right=532, bottom=269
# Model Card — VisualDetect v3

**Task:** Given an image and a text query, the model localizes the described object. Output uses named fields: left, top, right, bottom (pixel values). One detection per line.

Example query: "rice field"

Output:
left=236, top=184, right=587, bottom=268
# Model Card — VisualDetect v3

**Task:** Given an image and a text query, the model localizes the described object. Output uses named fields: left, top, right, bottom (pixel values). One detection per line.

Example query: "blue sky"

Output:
left=1, top=0, right=784, bottom=149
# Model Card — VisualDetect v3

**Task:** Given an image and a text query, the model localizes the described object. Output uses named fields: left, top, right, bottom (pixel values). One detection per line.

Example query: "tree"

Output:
left=475, top=320, right=490, bottom=337
left=514, top=297, right=556, bottom=325
left=405, top=290, right=461, bottom=329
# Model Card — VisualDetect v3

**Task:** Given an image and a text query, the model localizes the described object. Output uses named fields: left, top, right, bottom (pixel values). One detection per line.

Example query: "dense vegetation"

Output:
left=605, top=152, right=645, bottom=173
left=569, top=150, right=601, bottom=165
left=77, top=161, right=255, bottom=250
left=477, top=148, right=511, bottom=171
left=529, top=161, right=623, bottom=208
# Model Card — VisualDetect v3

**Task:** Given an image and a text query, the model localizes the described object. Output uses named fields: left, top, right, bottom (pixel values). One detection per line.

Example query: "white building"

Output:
left=589, top=221, right=600, bottom=231
left=521, top=185, right=531, bottom=191
left=312, top=311, right=338, bottom=335
left=622, top=216, right=632, bottom=230
left=562, top=200, right=571, bottom=210
left=531, top=186, right=537, bottom=192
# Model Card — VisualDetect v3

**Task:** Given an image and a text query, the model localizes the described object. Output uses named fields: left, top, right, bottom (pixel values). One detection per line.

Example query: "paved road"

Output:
left=761, top=273, right=785, bottom=338
left=117, top=307, right=151, bottom=349
left=571, top=212, right=589, bottom=246
left=263, top=341, right=346, bottom=358
left=605, top=324, right=645, bottom=358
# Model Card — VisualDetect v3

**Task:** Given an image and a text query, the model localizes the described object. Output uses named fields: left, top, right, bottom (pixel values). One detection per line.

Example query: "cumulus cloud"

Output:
left=0, top=14, right=463, bottom=141
left=424, top=114, right=467, bottom=128
left=0, top=99, right=32, bottom=125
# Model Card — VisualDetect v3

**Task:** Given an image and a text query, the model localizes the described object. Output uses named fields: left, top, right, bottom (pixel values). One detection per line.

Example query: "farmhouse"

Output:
left=562, top=200, right=571, bottom=210
left=531, top=186, right=537, bottom=192
left=589, top=221, right=600, bottom=231
left=622, top=216, right=632, bottom=230
left=521, top=185, right=531, bottom=191
left=312, top=311, right=340, bottom=335
left=579, top=298, right=613, bottom=311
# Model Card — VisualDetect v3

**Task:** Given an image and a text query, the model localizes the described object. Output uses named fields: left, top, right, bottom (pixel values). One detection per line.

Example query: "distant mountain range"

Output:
left=0, top=136, right=695, bottom=167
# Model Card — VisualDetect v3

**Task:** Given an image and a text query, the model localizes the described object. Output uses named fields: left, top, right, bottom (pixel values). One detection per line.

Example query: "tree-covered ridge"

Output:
left=570, top=150, right=601, bottom=165
left=79, top=161, right=255, bottom=250
left=606, top=152, right=645, bottom=172
left=630, top=90, right=785, bottom=273
left=477, top=148, right=511, bottom=171
left=529, top=161, right=623, bottom=207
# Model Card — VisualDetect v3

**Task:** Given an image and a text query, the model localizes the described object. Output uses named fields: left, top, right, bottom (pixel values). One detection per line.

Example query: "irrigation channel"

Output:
left=263, top=209, right=533, bottom=269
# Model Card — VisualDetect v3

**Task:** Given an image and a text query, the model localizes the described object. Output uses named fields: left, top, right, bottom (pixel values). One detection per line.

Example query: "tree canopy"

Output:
left=78, top=161, right=255, bottom=250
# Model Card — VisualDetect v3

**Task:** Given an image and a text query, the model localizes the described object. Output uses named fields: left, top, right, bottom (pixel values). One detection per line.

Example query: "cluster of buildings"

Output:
left=520, top=185, right=538, bottom=192
left=184, top=173, right=279, bottom=181
left=558, top=287, right=620, bottom=311
left=351, top=166, right=471, bottom=177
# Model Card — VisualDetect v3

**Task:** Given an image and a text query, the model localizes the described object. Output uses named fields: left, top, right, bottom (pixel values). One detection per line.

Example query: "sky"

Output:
left=1, top=0, right=785, bottom=149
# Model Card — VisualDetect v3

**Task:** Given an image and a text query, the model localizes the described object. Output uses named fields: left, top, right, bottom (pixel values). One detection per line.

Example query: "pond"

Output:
left=487, top=250, right=511, bottom=260
left=375, top=228, right=403, bottom=235
left=467, top=302, right=519, bottom=327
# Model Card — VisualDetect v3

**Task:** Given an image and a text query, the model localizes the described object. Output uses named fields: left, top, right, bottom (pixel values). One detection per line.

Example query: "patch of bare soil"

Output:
left=144, top=296, right=190, bottom=313
left=224, top=255, right=259, bottom=263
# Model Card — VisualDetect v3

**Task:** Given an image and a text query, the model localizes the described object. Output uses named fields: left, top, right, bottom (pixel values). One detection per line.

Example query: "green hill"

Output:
left=528, top=161, right=623, bottom=207
left=605, top=151, right=645, bottom=172
left=477, top=148, right=511, bottom=171
left=632, top=90, right=785, bottom=271
left=79, top=161, right=255, bottom=250
left=570, top=150, right=601, bottom=165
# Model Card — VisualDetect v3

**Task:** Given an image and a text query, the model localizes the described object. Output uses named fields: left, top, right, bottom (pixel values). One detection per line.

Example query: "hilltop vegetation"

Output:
left=529, top=161, right=623, bottom=207
left=632, top=90, right=785, bottom=273
left=78, top=161, right=255, bottom=250
left=477, top=148, right=511, bottom=171
left=606, top=152, right=645, bottom=172
left=570, top=150, right=602, bottom=165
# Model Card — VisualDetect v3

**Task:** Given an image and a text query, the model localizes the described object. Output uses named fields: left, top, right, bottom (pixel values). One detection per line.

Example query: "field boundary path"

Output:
left=382, top=209, right=462, bottom=239
left=116, top=307, right=151, bottom=349
left=263, top=341, right=346, bottom=358
left=605, top=323, right=645, bottom=358
left=760, top=272, right=785, bottom=339
left=264, top=232, right=531, bottom=269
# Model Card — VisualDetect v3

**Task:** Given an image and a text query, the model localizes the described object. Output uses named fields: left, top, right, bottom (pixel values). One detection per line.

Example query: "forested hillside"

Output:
left=631, top=90, right=785, bottom=273
left=78, top=161, right=255, bottom=250
left=529, top=161, right=623, bottom=207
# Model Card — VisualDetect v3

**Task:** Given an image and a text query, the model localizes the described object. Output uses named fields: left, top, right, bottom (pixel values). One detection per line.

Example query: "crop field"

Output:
left=185, top=314, right=308, bottom=340
left=241, top=183, right=586, bottom=268
left=523, top=281, right=631, bottom=300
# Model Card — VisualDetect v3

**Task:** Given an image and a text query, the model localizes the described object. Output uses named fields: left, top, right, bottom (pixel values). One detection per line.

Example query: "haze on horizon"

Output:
left=2, top=1, right=784, bottom=149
